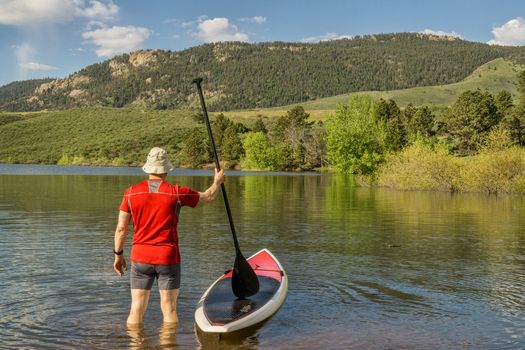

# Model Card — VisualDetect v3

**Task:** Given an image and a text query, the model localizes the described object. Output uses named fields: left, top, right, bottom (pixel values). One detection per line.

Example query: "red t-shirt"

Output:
left=119, top=179, right=200, bottom=264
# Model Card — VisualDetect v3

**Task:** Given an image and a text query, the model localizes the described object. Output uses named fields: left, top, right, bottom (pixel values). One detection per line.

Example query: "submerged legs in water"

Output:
left=127, top=288, right=180, bottom=324
left=159, top=322, right=178, bottom=348
left=127, top=323, right=149, bottom=349
left=160, top=288, right=180, bottom=323
left=127, top=288, right=179, bottom=348
left=127, top=289, right=151, bottom=325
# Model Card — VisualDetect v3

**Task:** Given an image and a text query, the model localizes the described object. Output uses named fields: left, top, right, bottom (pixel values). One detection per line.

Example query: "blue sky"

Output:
left=1, top=0, right=525, bottom=86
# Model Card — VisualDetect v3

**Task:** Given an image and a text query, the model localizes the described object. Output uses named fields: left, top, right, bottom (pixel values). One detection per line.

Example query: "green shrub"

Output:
left=458, top=128, right=525, bottom=194
left=378, top=128, right=525, bottom=194
left=458, top=148, right=524, bottom=194
left=377, top=138, right=459, bottom=192
left=241, top=132, right=284, bottom=170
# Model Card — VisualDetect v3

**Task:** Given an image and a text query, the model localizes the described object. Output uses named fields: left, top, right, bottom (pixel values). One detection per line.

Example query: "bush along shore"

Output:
left=324, top=88, right=525, bottom=195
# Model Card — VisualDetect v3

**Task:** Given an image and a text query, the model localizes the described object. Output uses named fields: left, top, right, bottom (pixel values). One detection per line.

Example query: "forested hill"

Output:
left=0, top=79, right=53, bottom=108
left=2, top=32, right=525, bottom=112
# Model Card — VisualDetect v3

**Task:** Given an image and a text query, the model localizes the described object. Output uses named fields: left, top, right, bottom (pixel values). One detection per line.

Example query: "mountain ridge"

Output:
left=2, top=32, right=525, bottom=112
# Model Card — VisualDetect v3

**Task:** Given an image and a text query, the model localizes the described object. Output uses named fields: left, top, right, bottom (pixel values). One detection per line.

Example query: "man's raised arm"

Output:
left=198, top=168, right=225, bottom=205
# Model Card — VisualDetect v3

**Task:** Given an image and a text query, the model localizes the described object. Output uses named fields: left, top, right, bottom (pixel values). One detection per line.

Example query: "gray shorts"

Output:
left=130, top=262, right=181, bottom=290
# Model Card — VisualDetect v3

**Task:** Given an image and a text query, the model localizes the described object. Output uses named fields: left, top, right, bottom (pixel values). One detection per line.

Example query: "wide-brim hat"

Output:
left=142, top=147, right=174, bottom=174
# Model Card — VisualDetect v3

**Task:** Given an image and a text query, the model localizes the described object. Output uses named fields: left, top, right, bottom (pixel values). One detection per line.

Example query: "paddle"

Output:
left=192, top=77, right=260, bottom=299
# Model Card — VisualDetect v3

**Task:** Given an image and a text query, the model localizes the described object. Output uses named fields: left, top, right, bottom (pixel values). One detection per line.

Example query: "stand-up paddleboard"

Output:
left=195, top=249, right=288, bottom=333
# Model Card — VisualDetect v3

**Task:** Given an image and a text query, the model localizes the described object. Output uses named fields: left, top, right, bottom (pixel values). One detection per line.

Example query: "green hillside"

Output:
left=2, top=33, right=525, bottom=112
left=0, top=108, right=197, bottom=165
left=0, top=78, right=53, bottom=106
left=223, top=58, right=522, bottom=120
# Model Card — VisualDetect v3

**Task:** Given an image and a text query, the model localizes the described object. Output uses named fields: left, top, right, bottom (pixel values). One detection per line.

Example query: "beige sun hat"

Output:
left=142, top=147, right=174, bottom=174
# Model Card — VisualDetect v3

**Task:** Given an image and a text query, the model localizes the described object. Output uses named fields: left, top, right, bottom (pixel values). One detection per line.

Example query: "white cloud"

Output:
left=181, top=20, right=195, bottom=28
left=69, top=47, right=85, bottom=56
left=82, top=25, right=152, bottom=57
left=14, top=43, right=34, bottom=61
left=301, top=32, right=353, bottom=43
left=86, top=20, right=106, bottom=30
left=195, top=18, right=249, bottom=43
left=78, top=0, right=118, bottom=20
left=0, top=0, right=119, bottom=25
left=420, top=29, right=463, bottom=39
left=176, top=15, right=209, bottom=29
left=20, top=62, right=59, bottom=71
left=0, top=0, right=78, bottom=25
left=14, top=43, right=58, bottom=71
left=488, top=17, right=525, bottom=46
left=162, top=18, right=180, bottom=25
left=240, top=16, right=267, bottom=24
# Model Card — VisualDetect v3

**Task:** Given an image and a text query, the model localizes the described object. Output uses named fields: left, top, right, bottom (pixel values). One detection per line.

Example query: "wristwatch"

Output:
left=113, top=249, right=124, bottom=255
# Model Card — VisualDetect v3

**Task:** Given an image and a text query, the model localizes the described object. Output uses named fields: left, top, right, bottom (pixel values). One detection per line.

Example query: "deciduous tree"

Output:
left=326, top=95, right=386, bottom=175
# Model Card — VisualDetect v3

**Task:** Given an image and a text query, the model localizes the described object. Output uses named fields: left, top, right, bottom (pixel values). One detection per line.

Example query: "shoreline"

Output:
left=0, top=163, right=322, bottom=177
left=1, top=162, right=524, bottom=196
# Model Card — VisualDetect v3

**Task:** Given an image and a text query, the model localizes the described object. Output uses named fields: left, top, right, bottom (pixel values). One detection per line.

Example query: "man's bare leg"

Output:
left=127, top=289, right=151, bottom=325
left=127, top=323, right=150, bottom=348
left=159, top=321, right=177, bottom=347
left=159, top=289, right=180, bottom=323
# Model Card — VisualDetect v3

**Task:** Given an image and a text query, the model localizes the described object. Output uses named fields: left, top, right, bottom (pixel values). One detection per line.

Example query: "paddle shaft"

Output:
left=193, top=78, right=241, bottom=253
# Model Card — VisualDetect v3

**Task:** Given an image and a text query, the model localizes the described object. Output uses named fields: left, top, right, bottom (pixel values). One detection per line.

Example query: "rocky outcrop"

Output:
left=34, top=74, right=90, bottom=95
left=109, top=60, right=129, bottom=77
left=416, top=33, right=459, bottom=42
left=108, top=50, right=159, bottom=77
left=129, top=50, right=159, bottom=67
left=34, top=82, right=54, bottom=94
left=68, top=89, right=85, bottom=98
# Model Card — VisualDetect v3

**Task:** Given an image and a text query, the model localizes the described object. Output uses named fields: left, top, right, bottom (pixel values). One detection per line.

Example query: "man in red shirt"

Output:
left=113, top=147, right=225, bottom=325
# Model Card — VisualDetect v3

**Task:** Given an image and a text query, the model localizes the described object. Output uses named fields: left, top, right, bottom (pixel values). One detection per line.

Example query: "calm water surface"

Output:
left=0, top=165, right=524, bottom=349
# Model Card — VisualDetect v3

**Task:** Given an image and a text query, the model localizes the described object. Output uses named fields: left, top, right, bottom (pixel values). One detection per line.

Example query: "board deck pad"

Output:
left=203, top=276, right=280, bottom=325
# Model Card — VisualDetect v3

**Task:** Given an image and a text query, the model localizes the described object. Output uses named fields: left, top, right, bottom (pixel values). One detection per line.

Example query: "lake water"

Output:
left=0, top=165, right=524, bottom=349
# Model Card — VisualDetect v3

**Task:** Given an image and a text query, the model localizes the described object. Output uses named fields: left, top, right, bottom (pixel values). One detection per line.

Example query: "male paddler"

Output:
left=113, top=146, right=225, bottom=325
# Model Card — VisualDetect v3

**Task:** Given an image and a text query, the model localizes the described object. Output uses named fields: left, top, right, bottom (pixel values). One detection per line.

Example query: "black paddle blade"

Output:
left=232, top=252, right=260, bottom=298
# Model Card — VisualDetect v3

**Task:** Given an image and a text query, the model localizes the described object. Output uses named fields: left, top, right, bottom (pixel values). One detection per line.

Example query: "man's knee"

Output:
left=161, top=300, right=177, bottom=314
left=130, top=289, right=150, bottom=310
left=161, top=296, right=177, bottom=309
left=160, top=289, right=179, bottom=312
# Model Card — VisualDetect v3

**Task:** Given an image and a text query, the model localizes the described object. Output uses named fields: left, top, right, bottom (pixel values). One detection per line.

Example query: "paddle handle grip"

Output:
left=193, top=78, right=241, bottom=252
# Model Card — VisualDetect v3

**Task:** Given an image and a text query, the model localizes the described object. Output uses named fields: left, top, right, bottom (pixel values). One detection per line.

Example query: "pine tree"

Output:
left=221, top=124, right=243, bottom=160
left=409, top=105, right=435, bottom=138
left=212, top=113, right=233, bottom=152
left=495, top=90, right=513, bottom=117
left=376, top=99, right=406, bottom=151
left=252, top=117, right=268, bottom=134
left=445, top=90, right=502, bottom=154
left=180, top=127, right=210, bottom=167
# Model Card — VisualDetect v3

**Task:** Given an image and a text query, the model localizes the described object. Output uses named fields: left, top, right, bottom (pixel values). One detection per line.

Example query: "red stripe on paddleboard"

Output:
left=221, top=250, right=282, bottom=282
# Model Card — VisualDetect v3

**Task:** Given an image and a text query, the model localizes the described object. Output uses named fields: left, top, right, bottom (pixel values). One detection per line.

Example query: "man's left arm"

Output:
left=113, top=210, right=131, bottom=276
